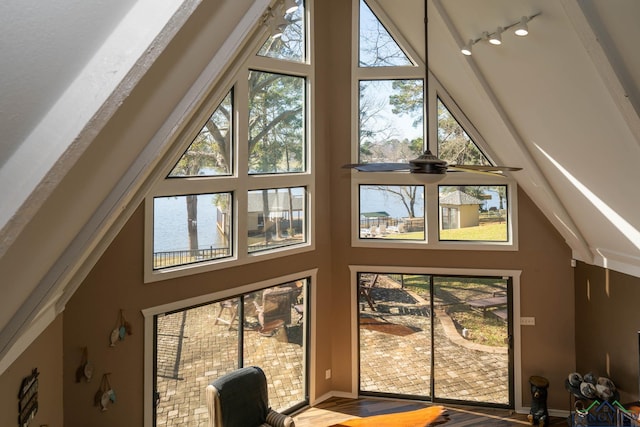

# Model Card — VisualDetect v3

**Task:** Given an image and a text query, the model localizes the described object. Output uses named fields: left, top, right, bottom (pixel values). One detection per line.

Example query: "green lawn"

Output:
left=379, top=222, right=507, bottom=241
left=439, top=222, right=507, bottom=241
left=402, top=275, right=508, bottom=348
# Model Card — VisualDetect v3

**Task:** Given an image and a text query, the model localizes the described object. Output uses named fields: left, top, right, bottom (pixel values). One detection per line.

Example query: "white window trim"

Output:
left=348, top=265, right=523, bottom=410
left=142, top=268, right=318, bottom=427
left=350, top=0, right=518, bottom=251
left=144, top=1, right=316, bottom=283
left=350, top=173, right=519, bottom=251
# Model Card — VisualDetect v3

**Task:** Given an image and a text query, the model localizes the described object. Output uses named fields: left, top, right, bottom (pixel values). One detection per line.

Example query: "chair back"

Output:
left=207, top=366, right=269, bottom=427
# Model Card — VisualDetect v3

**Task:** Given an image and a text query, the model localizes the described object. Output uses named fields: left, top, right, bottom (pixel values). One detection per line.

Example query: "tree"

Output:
left=166, top=15, right=306, bottom=254
left=436, top=99, right=490, bottom=166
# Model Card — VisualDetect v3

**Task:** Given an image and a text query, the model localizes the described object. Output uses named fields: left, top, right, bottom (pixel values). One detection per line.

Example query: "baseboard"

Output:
left=311, top=390, right=358, bottom=406
left=517, top=406, right=570, bottom=418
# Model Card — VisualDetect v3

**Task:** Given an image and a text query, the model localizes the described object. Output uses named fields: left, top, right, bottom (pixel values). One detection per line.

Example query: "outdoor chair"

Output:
left=254, top=287, right=293, bottom=335
left=206, top=366, right=295, bottom=427
left=358, top=274, right=379, bottom=311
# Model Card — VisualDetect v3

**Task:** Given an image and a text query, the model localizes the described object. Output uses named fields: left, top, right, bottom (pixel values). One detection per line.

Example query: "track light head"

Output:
left=514, top=16, right=529, bottom=36
left=489, top=27, right=503, bottom=45
left=283, top=0, right=298, bottom=14
left=271, top=14, right=289, bottom=38
left=461, top=39, right=473, bottom=56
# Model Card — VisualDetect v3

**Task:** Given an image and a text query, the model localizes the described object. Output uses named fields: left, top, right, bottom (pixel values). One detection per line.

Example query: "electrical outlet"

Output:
left=325, top=369, right=331, bottom=380
left=520, top=317, right=535, bottom=326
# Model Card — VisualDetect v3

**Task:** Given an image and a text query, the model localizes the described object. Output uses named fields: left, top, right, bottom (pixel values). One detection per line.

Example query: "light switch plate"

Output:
left=520, top=317, right=535, bottom=326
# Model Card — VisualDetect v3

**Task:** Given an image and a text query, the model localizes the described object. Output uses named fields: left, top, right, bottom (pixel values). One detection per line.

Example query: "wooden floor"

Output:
left=292, top=397, right=566, bottom=426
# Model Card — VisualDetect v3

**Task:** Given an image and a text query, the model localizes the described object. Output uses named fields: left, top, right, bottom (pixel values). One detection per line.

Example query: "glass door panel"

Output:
left=359, top=273, right=432, bottom=397
left=432, top=276, right=510, bottom=404
left=244, top=281, right=307, bottom=412
left=155, top=300, right=240, bottom=426
left=154, top=279, right=309, bottom=426
left=358, top=272, right=513, bottom=407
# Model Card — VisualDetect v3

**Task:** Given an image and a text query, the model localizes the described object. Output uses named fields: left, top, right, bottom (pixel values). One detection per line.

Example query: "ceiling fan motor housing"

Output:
left=410, top=150, right=448, bottom=174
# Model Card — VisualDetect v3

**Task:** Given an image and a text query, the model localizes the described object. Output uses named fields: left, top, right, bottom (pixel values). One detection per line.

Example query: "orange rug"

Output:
left=330, top=406, right=445, bottom=427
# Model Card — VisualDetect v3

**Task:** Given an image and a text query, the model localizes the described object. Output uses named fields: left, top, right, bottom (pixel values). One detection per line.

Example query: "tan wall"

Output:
left=1, top=1, right=582, bottom=426
left=63, top=199, right=333, bottom=426
left=0, top=316, right=63, bottom=427
left=575, top=262, right=640, bottom=403
left=322, top=0, right=575, bottom=411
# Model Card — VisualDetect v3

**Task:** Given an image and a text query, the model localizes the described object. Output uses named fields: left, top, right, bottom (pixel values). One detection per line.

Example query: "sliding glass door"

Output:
left=358, top=273, right=513, bottom=407
left=154, top=279, right=309, bottom=426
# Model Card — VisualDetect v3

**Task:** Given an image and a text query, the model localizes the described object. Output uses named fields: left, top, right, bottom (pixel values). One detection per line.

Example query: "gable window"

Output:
left=359, top=184, right=424, bottom=240
left=145, top=1, right=313, bottom=282
left=358, top=0, right=412, bottom=67
left=439, top=185, right=509, bottom=242
left=350, top=0, right=517, bottom=250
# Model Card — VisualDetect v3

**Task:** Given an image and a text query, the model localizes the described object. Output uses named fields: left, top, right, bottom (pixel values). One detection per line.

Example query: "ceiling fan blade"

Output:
left=343, top=163, right=414, bottom=172
left=448, top=164, right=522, bottom=174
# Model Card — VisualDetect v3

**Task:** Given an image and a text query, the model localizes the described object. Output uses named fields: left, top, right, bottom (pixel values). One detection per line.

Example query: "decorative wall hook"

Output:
left=94, top=373, right=116, bottom=411
left=75, top=347, right=93, bottom=383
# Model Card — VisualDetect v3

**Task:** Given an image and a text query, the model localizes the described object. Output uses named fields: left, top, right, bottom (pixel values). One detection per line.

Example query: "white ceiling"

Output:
left=0, top=0, right=136, bottom=164
left=379, top=0, right=640, bottom=273
left=0, top=0, right=639, bottom=370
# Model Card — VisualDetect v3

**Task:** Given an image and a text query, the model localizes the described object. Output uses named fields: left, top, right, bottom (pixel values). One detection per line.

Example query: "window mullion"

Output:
left=236, top=68, right=250, bottom=258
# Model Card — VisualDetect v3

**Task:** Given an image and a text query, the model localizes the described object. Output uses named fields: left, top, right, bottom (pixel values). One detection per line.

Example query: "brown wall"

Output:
left=0, top=316, right=63, bottom=427
left=2, top=1, right=613, bottom=425
left=575, top=262, right=640, bottom=403
left=322, top=0, right=575, bottom=411
left=61, top=1, right=577, bottom=423
left=63, top=198, right=333, bottom=426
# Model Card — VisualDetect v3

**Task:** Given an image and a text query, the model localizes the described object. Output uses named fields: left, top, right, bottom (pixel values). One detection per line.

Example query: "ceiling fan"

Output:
left=343, top=0, right=521, bottom=181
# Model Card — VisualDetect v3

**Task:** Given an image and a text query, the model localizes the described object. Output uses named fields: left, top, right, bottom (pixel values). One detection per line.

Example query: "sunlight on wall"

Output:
left=536, top=145, right=640, bottom=252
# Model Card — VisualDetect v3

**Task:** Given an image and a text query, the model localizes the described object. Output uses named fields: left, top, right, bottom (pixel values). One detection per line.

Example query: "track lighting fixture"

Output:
left=271, top=14, right=289, bottom=38
left=488, top=27, right=503, bottom=45
left=261, top=0, right=299, bottom=38
left=283, top=0, right=298, bottom=14
left=460, top=39, right=473, bottom=56
left=514, top=16, right=529, bottom=36
left=459, top=12, right=540, bottom=56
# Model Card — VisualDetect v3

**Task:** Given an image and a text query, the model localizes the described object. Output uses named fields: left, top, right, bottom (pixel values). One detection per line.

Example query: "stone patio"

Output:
left=154, top=280, right=509, bottom=426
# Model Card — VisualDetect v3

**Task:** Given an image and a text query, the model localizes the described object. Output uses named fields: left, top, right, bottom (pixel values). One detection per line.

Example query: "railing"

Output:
left=153, top=246, right=230, bottom=269
left=360, top=217, right=424, bottom=232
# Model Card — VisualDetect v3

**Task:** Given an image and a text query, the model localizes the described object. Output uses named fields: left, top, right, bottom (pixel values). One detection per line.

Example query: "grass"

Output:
left=378, top=222, right=507, bottom=241
left=401, top=275, right=508, bottom=347
left=439, top=222, right=507, bottom=241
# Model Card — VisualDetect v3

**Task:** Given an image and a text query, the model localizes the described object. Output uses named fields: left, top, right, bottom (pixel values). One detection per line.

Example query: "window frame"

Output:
left=350, top=0, right=518, bottom=251
left=144, top=1, right=315, bottom=283
left=142, top=268, right=318, bottom=427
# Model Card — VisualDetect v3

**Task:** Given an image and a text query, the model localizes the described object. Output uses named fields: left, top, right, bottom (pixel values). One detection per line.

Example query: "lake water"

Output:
left=154, top=187, right=503, bottom=252
left=154, top=195, right=226, bottom=252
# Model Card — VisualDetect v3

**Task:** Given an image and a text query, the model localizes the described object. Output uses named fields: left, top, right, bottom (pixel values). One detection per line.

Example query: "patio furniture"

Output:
left=467, top=295, right=507, bottom=314
left=359, top=274, right=379, bottom=311
left=206, top=366, right=295, bottom=427
left=214, top=300, right=239, bottom=330
left=255, top=287, right=293, bottom=336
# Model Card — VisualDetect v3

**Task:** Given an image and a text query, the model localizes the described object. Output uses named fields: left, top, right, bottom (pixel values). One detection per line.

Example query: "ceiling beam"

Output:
left=432, top=0, right=593, bottom=262
left=561, top=0, right=640, bottom=149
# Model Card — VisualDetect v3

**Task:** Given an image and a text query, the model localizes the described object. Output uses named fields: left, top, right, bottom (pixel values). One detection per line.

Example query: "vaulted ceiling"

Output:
left=0, top=0, right=638, bottom=371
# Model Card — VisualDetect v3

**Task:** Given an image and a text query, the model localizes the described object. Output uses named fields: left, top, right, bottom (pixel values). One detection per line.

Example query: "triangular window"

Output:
left=359, top=0, right=413, bottom=67
left=437, top=98, right=491, bottom=166
left=258, top=1, right=306, bottom=62
left=168, top=90, right=233, bottom=177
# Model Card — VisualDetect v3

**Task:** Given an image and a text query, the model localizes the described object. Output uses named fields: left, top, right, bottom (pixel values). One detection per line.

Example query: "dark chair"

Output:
left=206, top=366, right=295, bottom=427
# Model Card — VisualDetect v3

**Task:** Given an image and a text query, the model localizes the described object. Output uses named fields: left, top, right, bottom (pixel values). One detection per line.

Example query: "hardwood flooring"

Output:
left=292, top=397, right=567, bottom=426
